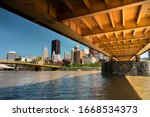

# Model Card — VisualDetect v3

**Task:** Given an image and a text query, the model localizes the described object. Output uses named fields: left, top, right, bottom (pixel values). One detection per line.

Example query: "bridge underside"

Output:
left=0, top=0, right=150, bottom=61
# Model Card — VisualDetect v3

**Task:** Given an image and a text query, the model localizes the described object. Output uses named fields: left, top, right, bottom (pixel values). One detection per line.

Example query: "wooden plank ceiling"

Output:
left=0, top=0, right=150, bottom=61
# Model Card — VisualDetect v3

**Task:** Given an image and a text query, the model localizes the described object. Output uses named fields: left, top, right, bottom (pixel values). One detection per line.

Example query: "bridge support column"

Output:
left=102, top=61, right=150, bottom=76
left=35, top=66, right=41, bottom=71
left=135, top=55, right=140, bottom=62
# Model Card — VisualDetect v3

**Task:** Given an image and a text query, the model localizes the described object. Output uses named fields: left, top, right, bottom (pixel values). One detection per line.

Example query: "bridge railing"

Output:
left=0, top=60, right=60, bottom=68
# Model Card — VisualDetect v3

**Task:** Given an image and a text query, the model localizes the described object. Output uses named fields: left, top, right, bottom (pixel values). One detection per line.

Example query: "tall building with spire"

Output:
left=43, top=47, right=48, bottom=60
left=51, top=39, right=60, bottom=58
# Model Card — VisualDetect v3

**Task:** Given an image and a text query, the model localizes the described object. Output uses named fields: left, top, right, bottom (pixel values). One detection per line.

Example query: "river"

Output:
left=0, top=71, right=150, bottom=100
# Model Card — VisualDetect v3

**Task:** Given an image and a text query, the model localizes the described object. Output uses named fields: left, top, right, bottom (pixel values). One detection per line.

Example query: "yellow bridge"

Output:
left=0, top=60, right=60, bottom=69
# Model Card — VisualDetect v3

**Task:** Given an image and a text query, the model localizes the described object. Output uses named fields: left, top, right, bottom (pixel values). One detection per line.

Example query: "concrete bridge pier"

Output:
left=102, top=61, right=150, bottom=76
left=35, top=66, right=41, bottom=71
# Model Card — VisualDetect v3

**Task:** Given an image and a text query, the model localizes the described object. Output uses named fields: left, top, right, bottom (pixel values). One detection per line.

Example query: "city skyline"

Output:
left=0, top=8, right=148, bottom=60
left=0, top=8, right=87, bottom=59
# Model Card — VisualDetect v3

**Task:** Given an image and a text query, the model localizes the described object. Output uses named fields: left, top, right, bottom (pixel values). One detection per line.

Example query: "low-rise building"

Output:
left=82, top=55, right=97, bottom=64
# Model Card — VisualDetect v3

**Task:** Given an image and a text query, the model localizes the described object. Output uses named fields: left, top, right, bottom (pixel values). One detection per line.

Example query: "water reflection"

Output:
left=0, top=71, right=144, bottom=100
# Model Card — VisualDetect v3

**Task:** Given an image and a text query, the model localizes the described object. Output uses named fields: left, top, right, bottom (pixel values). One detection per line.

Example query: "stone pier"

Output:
left=102, top=61, right=150, bottom=76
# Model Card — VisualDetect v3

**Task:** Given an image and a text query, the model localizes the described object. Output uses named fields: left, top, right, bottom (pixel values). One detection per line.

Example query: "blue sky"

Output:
left=0, top=8, right=148, bottom=59
left=0, top=8, right=87, bottom=59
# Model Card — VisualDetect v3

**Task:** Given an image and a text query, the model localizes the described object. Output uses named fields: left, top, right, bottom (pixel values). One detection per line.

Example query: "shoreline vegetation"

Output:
left=0, top=62, right=101, bottom=71
left=62, top=62, right=101, bottom=71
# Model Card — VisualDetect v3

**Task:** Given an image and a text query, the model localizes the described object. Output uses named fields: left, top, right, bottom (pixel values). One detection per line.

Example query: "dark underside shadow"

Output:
left=0, top=73, right=141, bottom=100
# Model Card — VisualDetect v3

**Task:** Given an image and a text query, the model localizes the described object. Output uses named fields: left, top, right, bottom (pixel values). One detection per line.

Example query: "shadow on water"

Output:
left=0, top=73, right=141, bottom=100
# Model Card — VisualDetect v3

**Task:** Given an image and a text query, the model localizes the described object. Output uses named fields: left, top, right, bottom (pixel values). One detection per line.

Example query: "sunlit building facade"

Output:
left=44, top=47, right=48, bottom=60
left=7, top=51, right=17, bottom=61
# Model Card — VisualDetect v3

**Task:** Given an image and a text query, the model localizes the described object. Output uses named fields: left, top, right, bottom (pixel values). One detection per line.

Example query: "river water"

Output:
left=0, top=71, right=150, bottom=100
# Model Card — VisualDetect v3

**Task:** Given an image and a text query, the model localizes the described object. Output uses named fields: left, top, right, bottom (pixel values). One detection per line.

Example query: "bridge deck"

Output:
left=0, top=0, right=150, bottom=61
left=0, top=61, right=60, bottom=68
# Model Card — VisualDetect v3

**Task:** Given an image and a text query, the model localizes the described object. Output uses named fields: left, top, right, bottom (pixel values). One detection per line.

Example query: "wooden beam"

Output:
left=122, top=9, right=125, bottom=26
left=106, top=48, right=139, bottom=52
left=89, top=36, right=93, bottom=43
left=108, top=12, right=115, bottom=28
left=123, top=31, right=125, bottom=38
left=105, top=47, right=140, bottom=51
left=123, top=41, right=125, bottom=44
left=96, top=34, right=101, bottom=40
left=123, top=0, right=126, bottom=4
left=112, top=57, right=119, bottom=61
left=105, top=34, right=109, bottom=39
left=104, top=0, right=109, bottom=6
left=136, top=42, right=150, bottom=56
left=81, top=18, right=92, bottom=30
left=133, top=30, right=136, bottom=37
left=61, top=0, right=149, bottom=21
left=114, top=32, right=118, bottom=39
left=100, top=42, right=148, bottom=48
left=130, top=56, right=135, bottom=61
left=144, top=28, right=149, bottom=34
left=83, top=0, right=90, bottom=9
left=62, top=0, right=74, bottom=11
left=137, top=5, right=143, bottom=24
left=93, top=36, right=149, bottom=44
left=83, top=24, right=150, bottom=37
left=113, top=55, right=136, bottom=57
left=93, top=15, right=103, bottom=30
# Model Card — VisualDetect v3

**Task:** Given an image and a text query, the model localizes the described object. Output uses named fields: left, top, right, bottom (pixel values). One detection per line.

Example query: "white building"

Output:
left=82, top=55, right=97, bottom=64
left=52, top=51, right=62, bottom=62
left=74, top=45, right=80, bottom=51
left=7, top=51, right=17, bottom=61
left=43, top=47, right=48, bottom=60
left=83, top=48, right=89, bottom=55
left=94, top=53, right=104, bottom=61
left=21, top=57, right=32, bottom=62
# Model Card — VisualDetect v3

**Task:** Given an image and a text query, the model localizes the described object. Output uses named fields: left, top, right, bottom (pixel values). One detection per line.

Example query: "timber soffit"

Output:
left=0, top=0, right=150, bottom=61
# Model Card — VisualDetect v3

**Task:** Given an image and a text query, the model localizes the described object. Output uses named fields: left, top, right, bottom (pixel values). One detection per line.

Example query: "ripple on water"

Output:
left=0, top=71, right=148, bottom=99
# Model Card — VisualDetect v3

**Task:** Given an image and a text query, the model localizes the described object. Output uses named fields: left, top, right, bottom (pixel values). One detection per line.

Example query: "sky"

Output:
left=0, top=8, right=87, bottom=59
left=0, top=8, right=148, bottom=59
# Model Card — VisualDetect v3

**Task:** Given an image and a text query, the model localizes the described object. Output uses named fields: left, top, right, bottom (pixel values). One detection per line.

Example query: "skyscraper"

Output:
left=7, top=51, right=17, bottom=61
left=73, top=45, right=81, bottom=64
left=74, top=51, right=80, bottom=64
left=74, top=45, right=80, bottom=51
left=51, top=39, right=60, bottom=58
left=44, top=47, right=48, bottom=60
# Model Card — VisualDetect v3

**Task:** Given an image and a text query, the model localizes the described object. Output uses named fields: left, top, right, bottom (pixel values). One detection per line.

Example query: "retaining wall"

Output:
left=102, top=61, right=150, bottom=76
